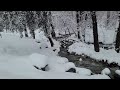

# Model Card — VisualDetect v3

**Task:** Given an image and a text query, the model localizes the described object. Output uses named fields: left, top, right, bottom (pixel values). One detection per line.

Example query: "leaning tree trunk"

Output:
left=91, top=11, right=100, bottom=52
left=43, top=11, right=54, bottom=47
left=44, top=25, right=54, bottom=47
left=48, top=11, right=56, bottom=39
left=48, top=36, right=54, bottom=47
left=51, top=24, right=56, bottom=39
left=115, top=13, right=120, bottom=53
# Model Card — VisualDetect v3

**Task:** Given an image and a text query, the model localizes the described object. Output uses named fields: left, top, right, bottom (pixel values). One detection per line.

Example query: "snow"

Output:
left=79, top=58, right=82, bottom=62
left=115, top=70, right=120, bottom=76
left=29, top=53, right=48, bottom=68
left=101, top=68, right=111, bottom=75
left=68, top=41, right=120, bottom=65
left=76, top=67, right=92, bottom=76
left=47, top=57, right=75, bottom=72
left=85, top=28, right=116, bottom=44
left=0, top=32, right=110, bottom=79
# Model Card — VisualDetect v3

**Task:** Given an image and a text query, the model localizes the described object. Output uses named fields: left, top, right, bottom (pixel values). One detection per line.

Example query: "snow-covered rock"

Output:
left=39, top=42, right=48, bottom=49
left=79, top=58, right=82, bottom=62
left=115, top=70, right=120, bottom=76
left=48, top=59, right=75, bottom=72
left=65, top=62, right=76, bottom=71
left=76, top=67, right=92, bottom=76
left=101, top=68, right=111, bottom=75
left=29, top=53, right=48, bottom=69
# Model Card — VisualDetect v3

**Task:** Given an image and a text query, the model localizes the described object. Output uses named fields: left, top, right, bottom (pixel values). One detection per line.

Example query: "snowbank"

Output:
left=68, top=41, right=120, bottom=65
left=0, top=53, right=110, bottom=79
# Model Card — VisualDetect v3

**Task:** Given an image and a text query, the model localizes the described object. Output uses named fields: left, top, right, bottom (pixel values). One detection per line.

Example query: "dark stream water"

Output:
left=58, top=40, right=120, bottom=79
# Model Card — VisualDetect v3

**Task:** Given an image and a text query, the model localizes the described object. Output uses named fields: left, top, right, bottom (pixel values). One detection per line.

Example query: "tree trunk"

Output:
left=43, top=11, right=54, bottom=47
left=67, top=27, right=71, bottom=36
left=30, top=29, right=35, bottom=39
left=91, top=11, right=100, bottom=52
left=107, top=11, right=110, bottom=26
left=76, top=11, right=81, bottom=39
left=48, top=36, right=54, bottom=47
left=0, top=33, right=2, bottom=38
left=51, top=24, right=56, bottom=38
left=115, top=13, right=120, bottom=53
left=20, top=31, right=23, bottom=38
left=24, top=28, right=28, bottom=37
left=32, top=30, right=35, bottom=39
left=78, top=31, right=80, bottom=39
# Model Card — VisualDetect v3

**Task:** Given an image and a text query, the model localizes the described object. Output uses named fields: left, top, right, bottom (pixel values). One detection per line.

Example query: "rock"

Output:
left=36, top=41, right=41, bottom=43
left=109, top=62, right=118, bottom=67
left=33, top=64, right=48, bottom=71
left=66, top=68, right=76, bottom=73
left=114, top=73, right=120, bottom=79
left=33, top=65, right=40, bottom=70
left=41, top=64, right=48, bottom=71
left=53, top=49, right=56, bottom=52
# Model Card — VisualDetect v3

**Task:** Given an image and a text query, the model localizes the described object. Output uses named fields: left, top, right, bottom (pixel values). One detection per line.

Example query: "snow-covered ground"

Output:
left=68, top=41, right=120, bottom=65
left=0, top=31, right=110, bottom=79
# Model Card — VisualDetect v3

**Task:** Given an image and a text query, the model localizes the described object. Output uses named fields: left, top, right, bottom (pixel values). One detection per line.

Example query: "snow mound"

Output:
left=65, top=62, right=76, bottom=71
left=39, top=42, right=48, bottom=49
left=29, top=53, right=48, bottom=68
left=101, top=68, right=111, bottom=75
left=48, top=57, right=74, bottom=72
left=48, top=63, right=66, bottom=72
left=53, top=57, right=69, bottom=64
left=76, top=67, right=92, bottom=76
left=115, top=70, right=120, bottom=76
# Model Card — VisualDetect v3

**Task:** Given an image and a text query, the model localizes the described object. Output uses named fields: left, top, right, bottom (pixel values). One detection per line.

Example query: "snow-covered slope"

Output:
left=0, top=32, right=110, bottom=79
